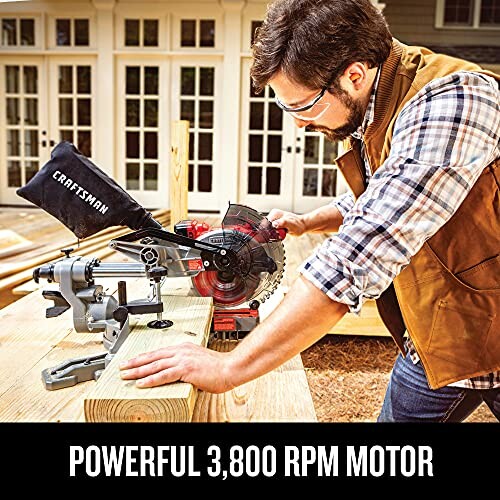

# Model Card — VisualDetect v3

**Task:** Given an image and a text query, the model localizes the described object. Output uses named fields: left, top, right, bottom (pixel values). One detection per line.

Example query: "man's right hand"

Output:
left=267, top=209, right=308, bottom=236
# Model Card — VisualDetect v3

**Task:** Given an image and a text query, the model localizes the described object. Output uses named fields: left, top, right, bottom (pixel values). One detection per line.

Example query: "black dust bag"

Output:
left=16, top=141, right=162, bottom=239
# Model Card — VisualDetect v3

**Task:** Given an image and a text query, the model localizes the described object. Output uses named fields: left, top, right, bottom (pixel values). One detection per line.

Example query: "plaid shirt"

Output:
left=300, top=70, right=500, bottom=389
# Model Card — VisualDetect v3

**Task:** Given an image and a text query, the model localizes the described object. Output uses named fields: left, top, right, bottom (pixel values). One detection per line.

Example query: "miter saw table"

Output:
left=34, top=204, right=286, bottom=390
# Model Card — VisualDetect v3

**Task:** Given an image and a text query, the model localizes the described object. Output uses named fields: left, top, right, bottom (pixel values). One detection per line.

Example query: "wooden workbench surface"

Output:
left=0, top=275, right=316, bottom=422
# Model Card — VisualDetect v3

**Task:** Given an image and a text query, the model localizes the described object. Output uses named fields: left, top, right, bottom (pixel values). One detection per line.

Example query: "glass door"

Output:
left=171, top=58, right=222, bottom=212
left=292, top=128, right=348, bottom=213
left=239, top=59, right=295, bottom=213
left=48, top=57, right=96, bottom=160
left=0, top=57, right=48, bottom=205
left=117, top=58, right=167, bottom=208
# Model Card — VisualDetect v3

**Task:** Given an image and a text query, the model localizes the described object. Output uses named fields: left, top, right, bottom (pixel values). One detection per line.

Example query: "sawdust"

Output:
left=301, top=335, right=497, bottom=422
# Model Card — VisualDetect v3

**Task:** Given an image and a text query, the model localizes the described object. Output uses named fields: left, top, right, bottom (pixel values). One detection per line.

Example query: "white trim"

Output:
left=435, top=0, right=500, bottom=30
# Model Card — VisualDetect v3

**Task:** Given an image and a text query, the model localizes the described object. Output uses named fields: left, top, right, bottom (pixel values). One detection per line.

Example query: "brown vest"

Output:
left=335, top=39, right=500, bottom=389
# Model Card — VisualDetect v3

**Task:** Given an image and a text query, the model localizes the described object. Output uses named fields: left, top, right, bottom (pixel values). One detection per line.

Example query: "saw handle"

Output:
left=276, top=227, right=288, bottom=240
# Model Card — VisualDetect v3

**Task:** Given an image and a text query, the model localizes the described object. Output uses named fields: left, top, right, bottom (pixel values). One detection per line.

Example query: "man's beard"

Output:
left=307, top=86, right=365, bottom=142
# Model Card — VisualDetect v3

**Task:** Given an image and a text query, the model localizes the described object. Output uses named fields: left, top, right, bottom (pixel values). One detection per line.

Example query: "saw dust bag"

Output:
left=16, top=141, right=160, bottom=239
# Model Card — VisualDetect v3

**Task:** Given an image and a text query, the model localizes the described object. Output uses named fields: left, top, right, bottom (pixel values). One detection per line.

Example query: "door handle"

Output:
left=49, top=140, right=56, bottom=147
left=284, top=146, right=302, bottom=154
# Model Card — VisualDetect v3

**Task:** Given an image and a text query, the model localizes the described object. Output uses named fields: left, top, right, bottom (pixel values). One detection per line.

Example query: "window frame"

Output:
left=48, top=15, right=96, bottom=49
left=0, top=16, right=41, bottom=49
left=116, top=15, right=167, bottom=50
left=435, top=0, right=500, bottom=29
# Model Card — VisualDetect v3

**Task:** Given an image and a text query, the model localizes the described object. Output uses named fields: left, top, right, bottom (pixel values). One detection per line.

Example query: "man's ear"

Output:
left=344, top=62, right=367, bottom=90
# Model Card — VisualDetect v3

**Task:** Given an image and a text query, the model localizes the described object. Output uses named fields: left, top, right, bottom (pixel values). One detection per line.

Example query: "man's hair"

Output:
left=251, top=0, right=393, bottom=93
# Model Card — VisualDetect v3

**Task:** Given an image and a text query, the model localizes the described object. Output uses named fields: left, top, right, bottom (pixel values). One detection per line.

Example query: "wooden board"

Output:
left=84, top=295, right=213, bottom=422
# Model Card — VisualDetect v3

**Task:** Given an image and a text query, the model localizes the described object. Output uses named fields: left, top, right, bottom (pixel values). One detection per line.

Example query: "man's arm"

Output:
left=119, top=275, right=348, bottom=393
left=268, top=203, right=345, bottom=236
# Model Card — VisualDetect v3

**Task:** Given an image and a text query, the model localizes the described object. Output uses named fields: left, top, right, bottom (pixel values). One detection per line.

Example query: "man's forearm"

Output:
left=301, top=205, right=343, bottom=233
left=225, top=275, right=349, bottom=387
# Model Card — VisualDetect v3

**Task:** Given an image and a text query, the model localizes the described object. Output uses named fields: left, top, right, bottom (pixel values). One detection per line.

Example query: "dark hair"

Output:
left=251, top=0, right=393, bottom=92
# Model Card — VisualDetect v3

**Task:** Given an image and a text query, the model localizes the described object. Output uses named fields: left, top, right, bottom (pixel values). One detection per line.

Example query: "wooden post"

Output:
left=170, top=120, right=190, bottom=231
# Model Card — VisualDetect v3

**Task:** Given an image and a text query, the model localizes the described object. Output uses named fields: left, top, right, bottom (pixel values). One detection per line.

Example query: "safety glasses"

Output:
left=275, top=87, right=330, bottom=121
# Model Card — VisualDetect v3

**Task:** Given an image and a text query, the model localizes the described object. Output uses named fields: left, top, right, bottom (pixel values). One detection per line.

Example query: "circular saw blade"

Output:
left=191, top=270, right=258, bottom=307
left=190, top=205, right=285, bottom=308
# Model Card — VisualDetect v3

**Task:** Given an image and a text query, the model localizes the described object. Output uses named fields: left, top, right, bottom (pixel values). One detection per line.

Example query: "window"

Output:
left=250, top=20, right=263, bottom=47
left=124, top=19, right=159, bottom=47
left=180, top=19, right=215, bottom=47
left=1, top=18, right=35, bottom=47
left=437, top=0, right=500, bottom=27
left=56, top=18, right=89, bottom=46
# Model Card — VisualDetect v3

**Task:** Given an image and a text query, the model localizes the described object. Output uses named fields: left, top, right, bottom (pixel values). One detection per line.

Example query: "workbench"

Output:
left=0, top=275, right=317, bottom=422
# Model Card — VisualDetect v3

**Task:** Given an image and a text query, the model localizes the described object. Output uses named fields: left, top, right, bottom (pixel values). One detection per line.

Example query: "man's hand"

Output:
left=119, top=343, right=234, bottom=393
left=267, top=209, right=308, bottom=236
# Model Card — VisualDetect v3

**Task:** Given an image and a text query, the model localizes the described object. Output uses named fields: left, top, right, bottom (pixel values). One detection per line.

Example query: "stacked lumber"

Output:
left=0, top=209, right=170, bottom=295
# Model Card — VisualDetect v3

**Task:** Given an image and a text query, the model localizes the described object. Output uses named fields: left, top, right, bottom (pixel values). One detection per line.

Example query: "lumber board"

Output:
left=193, top=340, right=317, bottom=422
left=0, top=277, right=147, bottom=422
left=170, top=120, right=189, bottom=231
left=84, top=295, right=213, bottom=422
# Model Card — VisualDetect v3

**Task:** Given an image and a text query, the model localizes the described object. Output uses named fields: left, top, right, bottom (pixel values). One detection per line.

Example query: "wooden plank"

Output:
left=193, top=340, right=317, bottom=422
left=0, top=277, right=147, bottom=422
left=170, top=120, right=189, bottom=230
left=84, top=295, right=213, bottom=422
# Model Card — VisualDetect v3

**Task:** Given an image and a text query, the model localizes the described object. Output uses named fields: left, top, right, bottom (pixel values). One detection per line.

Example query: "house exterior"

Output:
left=1, top=0, right=498, bottom=214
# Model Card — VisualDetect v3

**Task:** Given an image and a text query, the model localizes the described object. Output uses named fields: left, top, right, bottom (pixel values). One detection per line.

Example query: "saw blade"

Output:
left=191, top=204, right=285, bottom=308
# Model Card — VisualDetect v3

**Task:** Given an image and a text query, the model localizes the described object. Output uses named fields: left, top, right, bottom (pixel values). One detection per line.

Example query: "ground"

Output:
left=302, top=334, right=497, bottom=422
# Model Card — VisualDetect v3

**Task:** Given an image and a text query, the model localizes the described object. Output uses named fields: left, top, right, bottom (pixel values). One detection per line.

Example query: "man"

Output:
left=120, top=0, right=500, bottom=422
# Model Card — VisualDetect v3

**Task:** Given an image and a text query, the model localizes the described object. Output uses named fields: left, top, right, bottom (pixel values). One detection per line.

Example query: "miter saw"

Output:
left=33, top=203, right=286, bottom=390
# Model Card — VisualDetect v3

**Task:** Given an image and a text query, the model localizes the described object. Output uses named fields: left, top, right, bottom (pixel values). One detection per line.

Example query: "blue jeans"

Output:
left=378, top=352, right=500, bottom=422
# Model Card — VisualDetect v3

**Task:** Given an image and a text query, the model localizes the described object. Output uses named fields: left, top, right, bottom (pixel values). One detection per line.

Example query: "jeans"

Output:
left=378, top=352, right=500, bottom=422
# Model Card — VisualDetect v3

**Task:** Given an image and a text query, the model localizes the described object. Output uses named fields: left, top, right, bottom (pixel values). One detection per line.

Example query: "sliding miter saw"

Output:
left=34, top=203, right=286, bottom=390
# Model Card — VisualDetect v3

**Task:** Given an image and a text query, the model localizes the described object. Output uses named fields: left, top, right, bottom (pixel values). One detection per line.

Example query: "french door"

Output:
left=0, top=56, right=96, bottom=205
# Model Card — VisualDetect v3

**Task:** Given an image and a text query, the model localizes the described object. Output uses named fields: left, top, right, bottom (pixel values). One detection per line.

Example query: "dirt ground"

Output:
left=301, top=334, right=497, bottom=422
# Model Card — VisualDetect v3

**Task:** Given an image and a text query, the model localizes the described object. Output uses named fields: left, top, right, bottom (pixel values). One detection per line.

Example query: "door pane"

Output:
left=6, top=98, right=19, bottom=125
left=249, top=102, right=264, bottom=130
left=249, top=135, right=263, bottom=162
left=144, top=99, right=158, bottom=127
left=126, top=99, right=140, bottom=126
left=25, top=160, right=39, bottom=182
left=144, top=131, right=157, bottom=159
left=144, top=163, right=158, bottom=190
left=323, top=140, right=338, bottom=163
left=56, top=19, right=71, bottom=46
left=20, top=19, right=35, bottom=46
left=77, top=66, right=91, bottom=93
left=266, top=167, right=281, bottom=195
left=77, top=98, right=91, bottom=125
left=199, top=68, right=214, bottom=95
left=267, top=135, right=281, bottom=162
left=144, top=20, right=158, bottom=47
left=126, top=131, right=140, bottom=158
left=60, top=130, right=73, bottom=143
left=322, top=169, right=337, bottom=197
left=181, top=100, right=195, bottom=127
left=126, top=67, right=140, bottom=94
left=74, top=19, right=89, bottom=46
left=303, top=168, right=318, bottom=196
left=126, top=163, right=140, bottom=190
left=198, top=164, right=212, bottom=192
left=248, top=167, right=262, bottom=194
left=24, top=129, right=39, bottom=157
left=198, top=133, right=212, bottom=160
left=267, top=102, right=283, bottom=130
left=6, top=66, right=19, bottom=93
left=125, top=19, right=139, bottom=46
left=59, top=98, right=73, bottom=125
left=181, top=20, right=196, bottom=47
left=200, top=20, right=215, bottom=47
left=144, top=67, right=158, bottom=94
left=304, top=136, right=319, bottom=164
left=78, top=131, right=91, bottom=157
left=59, top=66, right=73, bottom=93
left=24, top=98, right=38, bottom=125
left=181, top=68, right=195, bottom=95
left=199, top=101, right=213, bottom=128
left=7, top=130, right=20, bottom=156
left=24, top=66, right=37, bottom=93
left=2, top=19, right=16, bottom=46
left=7, top=160, right=21, bottom=187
